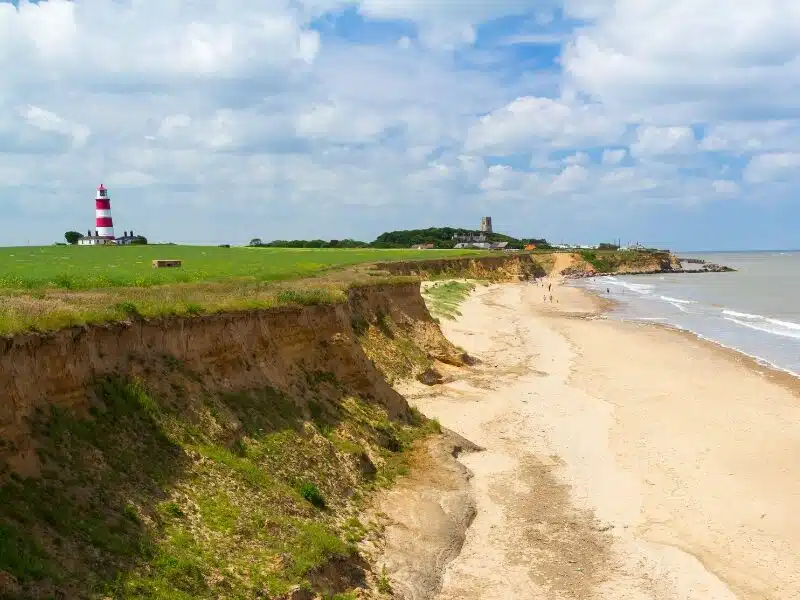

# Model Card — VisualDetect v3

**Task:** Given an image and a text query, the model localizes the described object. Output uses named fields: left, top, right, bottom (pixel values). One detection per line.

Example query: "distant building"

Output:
left=115, top=230, right=140, bottom=245
left=412, top=243, right=436, bottom=249
left=452, top=232, right=487, bottom=243
left=451, top=217, right=509, bottom=249
left=454, top=241, right=508, bottom=250
left=78, top=229, right=114, bottom=246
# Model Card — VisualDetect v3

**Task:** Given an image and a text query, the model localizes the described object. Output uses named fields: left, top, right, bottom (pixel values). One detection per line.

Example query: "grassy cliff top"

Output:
left=0, top=245, right=490, bottom=336
left=0, top=246, right=674, bottom=337
left=0, top=245, right=485, bottom=291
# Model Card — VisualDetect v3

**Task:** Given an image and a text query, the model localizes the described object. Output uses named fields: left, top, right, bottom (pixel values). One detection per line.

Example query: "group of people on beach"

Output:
left=532, top=277, right=556, bottom=303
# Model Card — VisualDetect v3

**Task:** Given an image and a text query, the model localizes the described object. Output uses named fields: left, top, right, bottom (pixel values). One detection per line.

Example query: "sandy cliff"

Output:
left=372, top=254, right=546, bottom=281
left=373, top=250, right=685, bottom=282
left=0, top=283, right=462, bottom=476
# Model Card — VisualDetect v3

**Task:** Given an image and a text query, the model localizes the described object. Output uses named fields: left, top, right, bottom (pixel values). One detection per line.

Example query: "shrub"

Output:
left=299, top=482, right=326, bottom=509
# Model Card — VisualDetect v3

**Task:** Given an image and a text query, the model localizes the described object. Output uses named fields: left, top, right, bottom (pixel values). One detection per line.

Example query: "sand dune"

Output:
left=388, top=279, right=800, bottom=599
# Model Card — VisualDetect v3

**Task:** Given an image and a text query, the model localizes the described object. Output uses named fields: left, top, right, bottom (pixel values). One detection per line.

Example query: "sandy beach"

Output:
left=384, top=277, right=800, bottom=600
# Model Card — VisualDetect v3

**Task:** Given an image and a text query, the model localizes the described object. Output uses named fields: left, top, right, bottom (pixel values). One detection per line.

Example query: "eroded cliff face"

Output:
left=373, top=251, right=683, bottom=281
left=555, top=251, right=683, bottom=278
left=0, top=281, right=473, bottom=599
left=0, top=283, right=458, bottom=477
left=373, top=254, right=546, bottom=281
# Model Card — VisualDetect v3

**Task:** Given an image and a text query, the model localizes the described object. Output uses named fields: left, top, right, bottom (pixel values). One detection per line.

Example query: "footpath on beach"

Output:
left=380, top=276, right=800, bottom=600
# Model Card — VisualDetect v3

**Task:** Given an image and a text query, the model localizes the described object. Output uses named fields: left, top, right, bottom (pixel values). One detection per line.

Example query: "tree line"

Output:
left=249, top=228, right=550, bottom=250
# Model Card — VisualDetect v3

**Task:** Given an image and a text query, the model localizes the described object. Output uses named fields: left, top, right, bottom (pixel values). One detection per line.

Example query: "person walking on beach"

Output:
left=548, top=283, right=552, bottom=291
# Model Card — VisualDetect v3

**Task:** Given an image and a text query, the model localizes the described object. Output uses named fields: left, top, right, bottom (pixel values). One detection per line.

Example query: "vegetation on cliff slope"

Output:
left=422, top=281, right=479, bottom=321
left=0, top=309, right=441, bottom=599
left=579, top=249, right=672, bottom=273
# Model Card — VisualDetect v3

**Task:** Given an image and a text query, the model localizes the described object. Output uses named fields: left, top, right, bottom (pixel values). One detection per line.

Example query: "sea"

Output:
left=573, top=251, right=800, bottom=377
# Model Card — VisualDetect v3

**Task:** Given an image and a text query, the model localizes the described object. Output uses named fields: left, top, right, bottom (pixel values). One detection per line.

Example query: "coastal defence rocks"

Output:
left=679, top=264, right=735, bottom=273
left=676, top=261, right=736, bottom=273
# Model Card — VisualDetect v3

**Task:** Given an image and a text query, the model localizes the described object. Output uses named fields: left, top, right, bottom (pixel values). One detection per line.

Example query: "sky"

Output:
left=2, top=1, right=800, bottom=250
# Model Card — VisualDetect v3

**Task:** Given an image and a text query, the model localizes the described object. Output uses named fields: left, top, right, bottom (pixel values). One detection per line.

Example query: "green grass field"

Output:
left=0, top=245, right=487, bottom=335
left=0, top=245, right=483, bottom=290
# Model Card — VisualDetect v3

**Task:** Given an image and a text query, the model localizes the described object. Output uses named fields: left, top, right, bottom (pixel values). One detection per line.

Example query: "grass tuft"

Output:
left=377, top=566, right=392, bottom=594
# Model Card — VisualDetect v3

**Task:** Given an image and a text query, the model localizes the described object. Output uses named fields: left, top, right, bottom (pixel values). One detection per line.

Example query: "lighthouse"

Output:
left=95, top=184, right=115, bottom=240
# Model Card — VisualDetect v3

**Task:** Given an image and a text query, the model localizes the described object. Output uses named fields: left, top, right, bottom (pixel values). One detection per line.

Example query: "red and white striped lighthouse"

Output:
left=95, top=184, right=115, bottom=240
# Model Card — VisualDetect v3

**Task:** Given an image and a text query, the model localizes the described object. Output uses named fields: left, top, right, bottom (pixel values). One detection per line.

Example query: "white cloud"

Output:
left=700, top=120, right=800, bottom=154
left=712, top=180, right=740, bottom=195
left=21, top=105, right=90, bottom=148
left=550, top=164, right=589, bottom=192
left=743, top=153, right=800, bottom=183
left=1, top=1, right=320, bottom=83
left=107, top=171, right=158, bottom=187
left=602, top=148, right=626, bottom=165
left=564, top=152, right=590, bottom=165
left=294, top=103, right=387, bottom=143
left=480, top=165, right=517, bottom=191
left=631, top=126, right=696, bottom=157
left=465, top=96, right=623, bottom=154
left=500, top=33, right=569, bottom=46
left=561, top=1, right=800, bottom=120
left=157, top=115, right=192, bottom=139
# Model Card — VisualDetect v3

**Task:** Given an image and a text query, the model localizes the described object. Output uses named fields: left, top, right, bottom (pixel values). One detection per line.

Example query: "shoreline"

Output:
left=380, top=279, right=800, bottom=599
left=568, top=281, right=800, bottom=388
